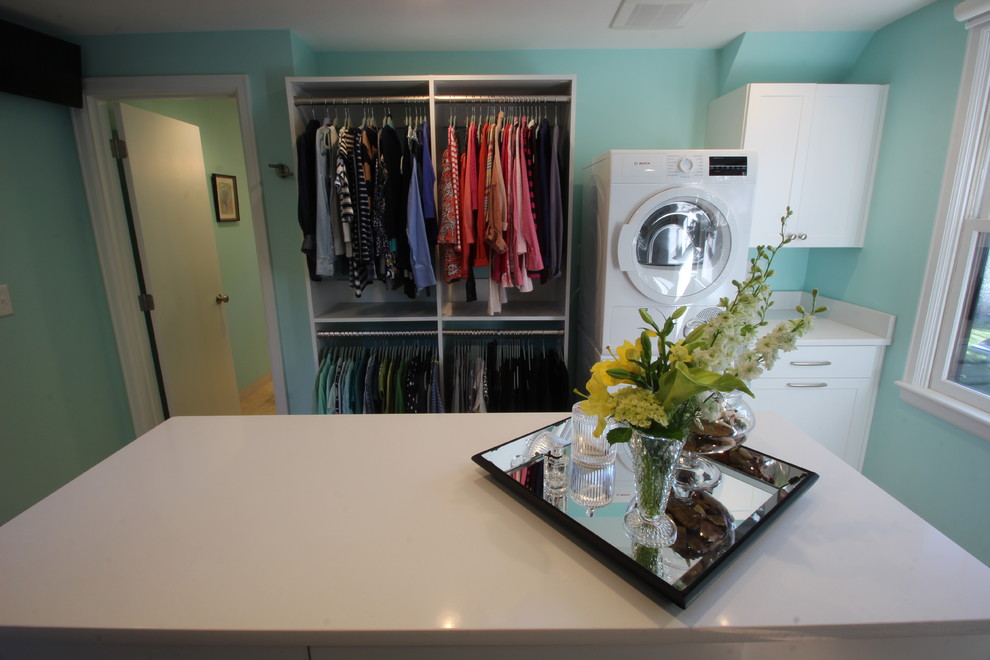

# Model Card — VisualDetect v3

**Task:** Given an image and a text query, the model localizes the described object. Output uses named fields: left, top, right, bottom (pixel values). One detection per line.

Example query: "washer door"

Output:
left=617, top=187, right=735, bottom=304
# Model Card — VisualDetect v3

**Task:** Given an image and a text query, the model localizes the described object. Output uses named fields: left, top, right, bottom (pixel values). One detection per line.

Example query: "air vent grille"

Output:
left=610, top=0, right=707, bottom=30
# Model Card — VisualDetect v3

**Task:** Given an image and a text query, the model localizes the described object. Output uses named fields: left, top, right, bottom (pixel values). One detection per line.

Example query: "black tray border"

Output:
left=471, top=418, right=819, bottom=609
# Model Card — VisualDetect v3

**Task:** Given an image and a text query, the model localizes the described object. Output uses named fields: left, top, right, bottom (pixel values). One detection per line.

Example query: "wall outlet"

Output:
left=0, top=284, right=13, bottom=317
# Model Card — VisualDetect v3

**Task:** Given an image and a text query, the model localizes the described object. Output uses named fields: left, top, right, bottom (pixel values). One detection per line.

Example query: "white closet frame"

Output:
left=284, top=74, right=577, bottom=400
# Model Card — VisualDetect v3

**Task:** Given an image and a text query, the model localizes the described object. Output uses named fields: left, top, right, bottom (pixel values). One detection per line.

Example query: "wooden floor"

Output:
left=239, top=372, right=276, bottom=415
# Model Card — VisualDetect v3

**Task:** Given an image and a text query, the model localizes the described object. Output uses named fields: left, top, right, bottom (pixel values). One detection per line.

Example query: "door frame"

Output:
left=72, top=75, right=287, bottom=435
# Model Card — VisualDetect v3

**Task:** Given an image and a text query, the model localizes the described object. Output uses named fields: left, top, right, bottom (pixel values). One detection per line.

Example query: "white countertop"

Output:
left=1, top=412, right=988, bottom=653
left=770, top=292, right=896, bottom=346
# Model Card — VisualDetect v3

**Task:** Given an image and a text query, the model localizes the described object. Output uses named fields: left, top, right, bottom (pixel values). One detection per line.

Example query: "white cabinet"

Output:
left=746, top=347, right=880, bottom=470
left=706, top=83, right=887, bottom=248
left=743, top=294, right=895, bottom=471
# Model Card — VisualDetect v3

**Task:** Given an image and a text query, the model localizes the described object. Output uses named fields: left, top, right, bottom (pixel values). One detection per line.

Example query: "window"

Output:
left=899, top=4, right=990, bottom=440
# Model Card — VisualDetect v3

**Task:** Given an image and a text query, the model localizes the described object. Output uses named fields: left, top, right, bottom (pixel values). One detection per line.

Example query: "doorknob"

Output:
left=216, top=293, right=230, bottom=304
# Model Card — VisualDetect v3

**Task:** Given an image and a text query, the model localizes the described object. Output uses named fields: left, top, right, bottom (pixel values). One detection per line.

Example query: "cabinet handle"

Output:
left=790, top=360, right=831, bottom=366
left=786, top=382, right=828, bottom=388
left=785, top=233, right=809, bottom=241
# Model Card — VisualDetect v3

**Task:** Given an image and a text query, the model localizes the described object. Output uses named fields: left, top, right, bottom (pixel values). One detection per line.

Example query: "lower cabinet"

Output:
left=745, top=343, right=885, bottom=471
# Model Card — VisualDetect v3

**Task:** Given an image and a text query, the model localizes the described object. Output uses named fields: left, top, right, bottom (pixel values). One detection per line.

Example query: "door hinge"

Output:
left=137, top=293, right=155, bottom=312
left=109, top=137, right=128, bottom=160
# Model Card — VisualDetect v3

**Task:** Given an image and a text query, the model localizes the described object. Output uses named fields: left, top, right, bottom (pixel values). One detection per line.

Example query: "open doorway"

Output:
left=73, top=75, right=286, bottom=436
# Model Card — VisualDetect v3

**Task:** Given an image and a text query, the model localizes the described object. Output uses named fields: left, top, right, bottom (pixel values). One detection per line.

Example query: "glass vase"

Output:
left=678, top=393, right=755, bottom=491
left=623, top=429, right=686, bottom=549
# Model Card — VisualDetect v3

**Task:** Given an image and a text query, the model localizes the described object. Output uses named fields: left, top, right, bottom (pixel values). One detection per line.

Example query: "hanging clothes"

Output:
left=406, top=126, right=437, bottom=292
left=459, top=124, right=478, bottom=301
left=297, top=102, right=439, bottom=300
left=444, top=336, right=569, bottom=413
left=474, top=119, right=491, bottom=268
left=485, top=112, right=509, bottom=316
left=367, top=124, right=391, bottom=278
left=419, top=120, right=437, bottom=243
left=315, top=341, right=443, bottom=415
left=294, top=97, right=569, bottom=312
left=379, top=120, right=405, bottom=289
left=438, top=123, right=463, bottom=282
left=315, top=121, right=339, bottom=278
left=352, top=125, right=377, bottom=290
left=514, top=117, right=543, bottom=279
left=296, top=118, right=321, bottom=281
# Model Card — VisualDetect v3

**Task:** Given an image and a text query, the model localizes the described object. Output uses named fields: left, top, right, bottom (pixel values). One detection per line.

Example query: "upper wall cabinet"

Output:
left=706, top=83, right=888, bottom=248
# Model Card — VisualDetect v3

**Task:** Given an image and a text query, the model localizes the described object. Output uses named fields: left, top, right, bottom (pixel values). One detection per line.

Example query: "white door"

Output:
left=114, top=103, right=241, bottom=416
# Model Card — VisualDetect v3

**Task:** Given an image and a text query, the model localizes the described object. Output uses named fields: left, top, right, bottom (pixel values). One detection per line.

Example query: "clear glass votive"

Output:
left=570, top=401, right=617, bottom=468
left=569, top=461, right=615, bottom=517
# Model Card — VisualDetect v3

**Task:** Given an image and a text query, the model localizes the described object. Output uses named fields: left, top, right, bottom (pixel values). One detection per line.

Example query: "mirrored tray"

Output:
left=472, top=417, right=818, bottom=609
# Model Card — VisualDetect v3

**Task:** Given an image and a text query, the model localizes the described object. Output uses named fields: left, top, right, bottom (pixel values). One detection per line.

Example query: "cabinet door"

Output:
left=740, top=84, right=816, bottom=246
left=799, top=85, right=886, bottom=247
left=747, top=378, right=873, bottom=470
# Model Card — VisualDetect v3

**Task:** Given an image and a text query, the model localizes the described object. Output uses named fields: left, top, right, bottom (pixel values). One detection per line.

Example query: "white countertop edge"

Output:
left=772, top=292, right=895, bottom=344
left=4, top=619, right=990, bottom=647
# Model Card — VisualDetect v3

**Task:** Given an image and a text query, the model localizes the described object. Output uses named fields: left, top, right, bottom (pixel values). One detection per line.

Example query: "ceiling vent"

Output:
left=610, top=0, right=708, bottom=30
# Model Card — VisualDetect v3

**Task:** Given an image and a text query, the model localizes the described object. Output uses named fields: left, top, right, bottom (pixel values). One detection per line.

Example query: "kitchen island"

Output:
left=1, top=412, right=988, bottom=659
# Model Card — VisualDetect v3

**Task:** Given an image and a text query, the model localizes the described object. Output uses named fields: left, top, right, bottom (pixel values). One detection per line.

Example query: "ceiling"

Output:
left=0, top=0, right=938, bottom=51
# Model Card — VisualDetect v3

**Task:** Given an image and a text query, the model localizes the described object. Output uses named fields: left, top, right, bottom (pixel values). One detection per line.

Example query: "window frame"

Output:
left=899, top=9, right=990, bottom=440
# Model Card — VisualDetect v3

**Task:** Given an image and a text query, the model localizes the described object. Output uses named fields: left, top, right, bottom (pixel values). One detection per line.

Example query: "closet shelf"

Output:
left=443, top=300, right=566, bottom=321
left=313, top=301, right=438, bottom=322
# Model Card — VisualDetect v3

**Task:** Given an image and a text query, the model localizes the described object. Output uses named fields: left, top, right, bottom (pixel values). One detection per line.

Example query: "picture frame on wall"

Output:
left=211, top=173, right=239, bottom=222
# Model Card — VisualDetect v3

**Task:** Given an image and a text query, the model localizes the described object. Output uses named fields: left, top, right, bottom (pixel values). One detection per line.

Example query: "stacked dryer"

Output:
left=577, top=150, right=757, bottom=381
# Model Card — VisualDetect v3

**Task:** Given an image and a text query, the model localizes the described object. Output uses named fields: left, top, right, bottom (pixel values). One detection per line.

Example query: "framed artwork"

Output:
left=211, top=173, right=240, bottom=222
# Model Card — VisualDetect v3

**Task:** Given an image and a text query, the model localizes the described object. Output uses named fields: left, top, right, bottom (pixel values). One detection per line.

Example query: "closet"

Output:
left=286, top=75, right=575, bottom=413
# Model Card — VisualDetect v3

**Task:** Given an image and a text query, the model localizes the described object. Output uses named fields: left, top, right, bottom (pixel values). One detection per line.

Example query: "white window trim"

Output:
left=898, top=8, right=990, bottom=441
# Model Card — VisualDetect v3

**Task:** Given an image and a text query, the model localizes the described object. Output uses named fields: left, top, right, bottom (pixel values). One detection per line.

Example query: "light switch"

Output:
left=0, top=285, right=13, bottom=317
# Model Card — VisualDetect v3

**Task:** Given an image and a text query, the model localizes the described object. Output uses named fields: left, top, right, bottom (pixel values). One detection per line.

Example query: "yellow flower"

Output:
left=590, top=339, right=643, bottom=387
left=668, top=340, right=693, bottom=365
left=581, top=375, right=616, bottom=435
left=590, top=360, right=621, bottom=387
left=615, top=339, right=643, bottom=366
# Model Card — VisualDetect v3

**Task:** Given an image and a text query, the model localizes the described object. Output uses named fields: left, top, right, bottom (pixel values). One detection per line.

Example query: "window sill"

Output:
left=896, top=380, right=990, bottom=441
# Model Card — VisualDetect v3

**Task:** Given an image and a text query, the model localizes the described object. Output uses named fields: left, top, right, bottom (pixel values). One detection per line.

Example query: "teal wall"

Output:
left=2, top=0, right=988, bottom=567
left=127, top=98, right=271, bottom=392
left=315, top=49, right=719, bottom=164
left=717, top=31, right=874, bottom=95
left=806, top=0, right=990, bottom=564
left=0, top=92, right=134, bottom=524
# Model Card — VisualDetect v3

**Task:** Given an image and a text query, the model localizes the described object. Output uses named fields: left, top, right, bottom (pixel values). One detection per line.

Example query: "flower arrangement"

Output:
left=580, top=209, right=826, bottom=444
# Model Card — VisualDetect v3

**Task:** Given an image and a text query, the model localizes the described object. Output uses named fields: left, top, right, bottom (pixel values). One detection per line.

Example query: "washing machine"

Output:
left=577, top=149, right=757, bottom=381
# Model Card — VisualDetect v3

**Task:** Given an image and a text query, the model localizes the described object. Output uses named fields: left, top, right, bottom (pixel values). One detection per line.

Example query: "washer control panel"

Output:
left=615, top=150, right=755, bottom=184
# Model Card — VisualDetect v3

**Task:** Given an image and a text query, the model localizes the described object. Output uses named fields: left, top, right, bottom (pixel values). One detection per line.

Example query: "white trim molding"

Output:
left=898, top=381, right=990, bottom=441
left=956, top=0, right=990, bottom=24
left=898, top=16, right=990, bottom=440
left=72, top=75, right=288, bottom=436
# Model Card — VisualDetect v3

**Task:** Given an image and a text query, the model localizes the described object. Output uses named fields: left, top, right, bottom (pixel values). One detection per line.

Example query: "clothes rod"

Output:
left=295, top=95, right=430, bottom=106
left=434, top=95, right=570, bottom=103
left=295, top=94, right=570, bottom=106
left=316, top=329, right=564, bottom=338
